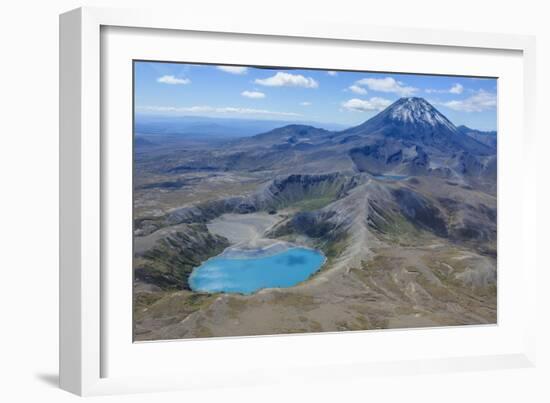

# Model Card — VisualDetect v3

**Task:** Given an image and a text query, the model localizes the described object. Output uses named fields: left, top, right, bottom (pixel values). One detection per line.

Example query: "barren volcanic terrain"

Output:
left=133, top=97, right=497, bottom=341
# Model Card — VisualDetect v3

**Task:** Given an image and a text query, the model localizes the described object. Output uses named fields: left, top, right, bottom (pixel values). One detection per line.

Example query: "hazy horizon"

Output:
left=134, top=61, right=498, bottom=131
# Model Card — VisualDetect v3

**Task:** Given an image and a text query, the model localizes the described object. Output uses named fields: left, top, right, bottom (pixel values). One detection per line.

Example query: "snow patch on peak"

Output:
left=386, top=97, right=457, bottom=132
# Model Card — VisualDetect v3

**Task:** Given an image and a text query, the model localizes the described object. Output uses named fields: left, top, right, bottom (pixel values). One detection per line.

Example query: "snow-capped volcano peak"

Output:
left=342, top=97, right=459, bottom=138
left=385, top=97, right=457, bottom=131
left=339, top=97, right=492, bottom=154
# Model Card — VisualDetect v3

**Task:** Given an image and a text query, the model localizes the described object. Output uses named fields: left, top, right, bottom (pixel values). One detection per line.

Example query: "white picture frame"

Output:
left=59, top=6, right=537, bottom=396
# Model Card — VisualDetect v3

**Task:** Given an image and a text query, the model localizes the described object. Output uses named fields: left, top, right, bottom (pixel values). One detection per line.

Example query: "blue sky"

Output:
left=134, top=61, right=498, bottom=131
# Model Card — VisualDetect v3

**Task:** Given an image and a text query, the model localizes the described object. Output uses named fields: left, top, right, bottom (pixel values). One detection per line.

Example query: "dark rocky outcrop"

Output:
left=349, top=142, right=429, bottom=176
left=391, top=188, right=448, bottom=237
left=272, top=210, right=338, bottom=240
left=134, top=224, right=229, bottom=290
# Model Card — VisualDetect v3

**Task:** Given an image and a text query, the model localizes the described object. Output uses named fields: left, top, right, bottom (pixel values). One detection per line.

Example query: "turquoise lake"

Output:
left=189, top=247, right=325, bottom=294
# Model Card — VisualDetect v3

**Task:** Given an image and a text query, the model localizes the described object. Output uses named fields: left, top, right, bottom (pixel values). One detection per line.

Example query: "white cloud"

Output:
left=216, top=66, right=248, bottom=75
left=327, top=71, right=338, bottom=76
left=241, top=90, right=266, bottom=99
left=341, top=97, right=392, bottom=112
left=355, top=77, right=417, bottom=96
left=157, top=75, right=190, bottom=85
left=300, top=101, right=312, bottom=106
left=137, top=105, right=300, bottom=117
left=140, top=105, right=212, bottom=113
left=425, top=83, right=464, bottom=95
left=348, top=85, right=368, bottom=95
left=449, top=83, right=464, bottom=94
left=441, top=90, right=496, bottom=112
left=255, top=72, right=319, bottom=88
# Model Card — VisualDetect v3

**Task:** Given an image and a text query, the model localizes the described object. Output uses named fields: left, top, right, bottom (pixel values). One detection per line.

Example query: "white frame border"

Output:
left=59, top=6, right=537, bottom=396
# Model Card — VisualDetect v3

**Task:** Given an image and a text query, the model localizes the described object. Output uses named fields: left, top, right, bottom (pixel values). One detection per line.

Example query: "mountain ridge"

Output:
left=214, top=97, right=496, bottom=181
left=456, top=125, right=497, bottom=149
left=241, top=97, right=494, bottom=154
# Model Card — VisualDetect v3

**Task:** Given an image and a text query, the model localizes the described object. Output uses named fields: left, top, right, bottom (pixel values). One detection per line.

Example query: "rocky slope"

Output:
left=134, top=173, right=357, bottom=236
left=134, top=223, right=229, bottom=290
left=144, top=98, right=496, bottom=183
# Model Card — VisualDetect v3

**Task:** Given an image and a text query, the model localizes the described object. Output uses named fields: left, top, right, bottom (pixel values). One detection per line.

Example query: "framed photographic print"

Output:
left=132, top=61, right=499, bottom=341
left=60, top=6, right=537, bottom=396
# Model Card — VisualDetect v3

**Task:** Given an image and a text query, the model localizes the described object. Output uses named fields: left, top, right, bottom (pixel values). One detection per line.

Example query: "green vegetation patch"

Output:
left=322, top=234, right=349, bottom=260
left=372, top=209, right=428, bottom=246
left=286, top=196, right=336, bottom=212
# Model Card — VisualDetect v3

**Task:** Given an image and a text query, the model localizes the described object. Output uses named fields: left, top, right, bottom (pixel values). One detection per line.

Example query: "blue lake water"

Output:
left=189, top=247, right=325, bottom=294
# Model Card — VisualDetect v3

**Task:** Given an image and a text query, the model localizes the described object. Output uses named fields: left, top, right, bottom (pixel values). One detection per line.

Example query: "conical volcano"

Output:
left=341, top=97, right=491, bottom=154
